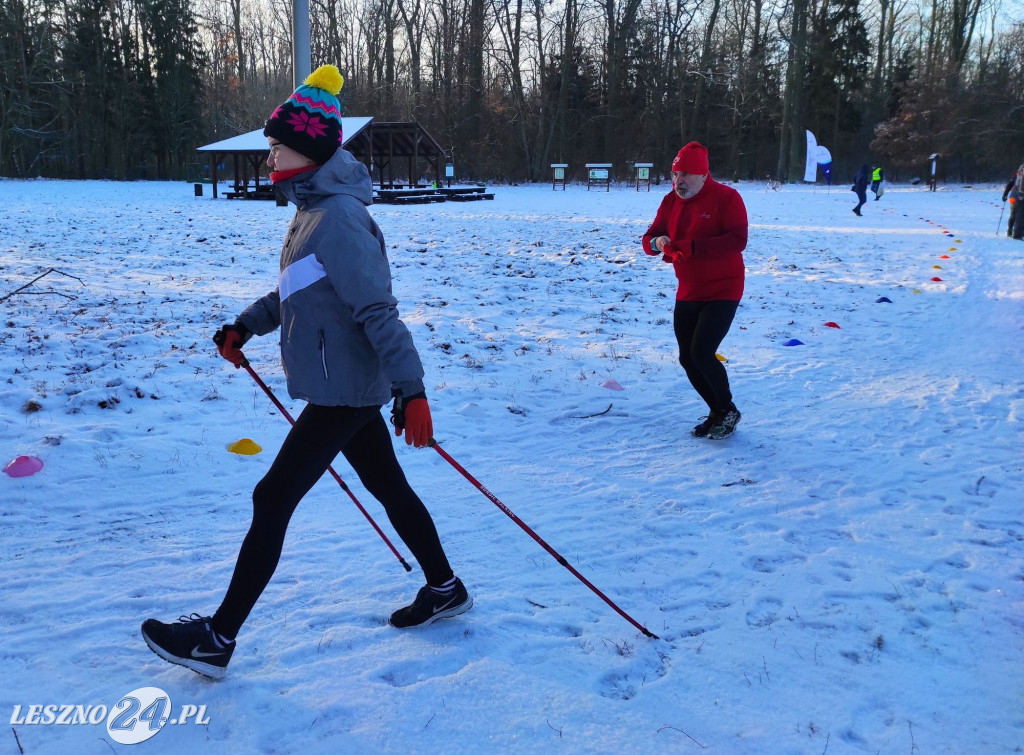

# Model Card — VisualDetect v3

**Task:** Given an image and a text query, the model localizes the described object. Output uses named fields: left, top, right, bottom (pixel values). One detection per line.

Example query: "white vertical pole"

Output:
left=292, top=0, right=311, bottom=89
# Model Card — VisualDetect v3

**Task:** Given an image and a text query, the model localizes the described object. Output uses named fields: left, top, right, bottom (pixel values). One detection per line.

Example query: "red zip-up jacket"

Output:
left=641, top=177, right=748, bottom=301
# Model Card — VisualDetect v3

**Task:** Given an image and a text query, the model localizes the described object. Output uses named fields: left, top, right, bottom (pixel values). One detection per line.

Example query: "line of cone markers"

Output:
left=781, top=214, right=960, bottom=349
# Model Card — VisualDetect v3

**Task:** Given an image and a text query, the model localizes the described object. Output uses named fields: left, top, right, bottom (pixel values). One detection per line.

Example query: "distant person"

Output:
left=641, top=142, right=748, bottom=440
left=870, top=165, right=884, bottom=200
left=852, top=163, right=870, bottom=215
left=1001, top=169, right=1021, bottom=238
left=141, top=65, right=471, bottom=680
left=1010, top=163, right=1024, bottom=240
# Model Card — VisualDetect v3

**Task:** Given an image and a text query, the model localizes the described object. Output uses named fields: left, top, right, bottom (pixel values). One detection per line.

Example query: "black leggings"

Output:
left=213, top=404, right=453, bottom=639
left=854, top=187, right=868, bottom=212
left=673, top=299, right=739, bottom=413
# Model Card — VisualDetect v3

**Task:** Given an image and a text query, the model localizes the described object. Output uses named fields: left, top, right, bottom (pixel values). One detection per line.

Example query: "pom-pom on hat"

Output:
left=264, top=65, right=345, bottom=166
left=672, top=142, right=710, bottom=174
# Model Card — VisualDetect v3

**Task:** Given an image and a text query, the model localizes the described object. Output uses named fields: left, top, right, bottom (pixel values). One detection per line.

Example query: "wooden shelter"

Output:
left=196, top=119, right=445, bottom=198
left=355, top=122, right=444, bottom=188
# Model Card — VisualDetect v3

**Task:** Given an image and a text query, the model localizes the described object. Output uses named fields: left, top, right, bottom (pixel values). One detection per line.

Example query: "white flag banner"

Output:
left=804, top=130, right=819, bottom=182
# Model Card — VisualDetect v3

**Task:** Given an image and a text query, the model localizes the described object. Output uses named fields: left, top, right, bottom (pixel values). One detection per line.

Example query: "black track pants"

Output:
left=213, top=404, right=453, bottom=639
left=673, top=299, right=739, bottom=413
left=854, top=188, right=867, bottom=213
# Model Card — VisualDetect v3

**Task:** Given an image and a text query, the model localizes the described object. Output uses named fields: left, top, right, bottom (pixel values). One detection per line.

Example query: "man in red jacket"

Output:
left=642, top=142, right=748, bottom=439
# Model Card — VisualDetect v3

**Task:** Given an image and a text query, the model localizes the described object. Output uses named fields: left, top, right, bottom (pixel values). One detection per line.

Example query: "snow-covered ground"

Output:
left=1, top=177, right=1021, bottom=754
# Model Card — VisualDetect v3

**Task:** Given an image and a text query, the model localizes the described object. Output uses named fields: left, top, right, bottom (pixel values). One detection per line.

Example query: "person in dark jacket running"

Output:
left=852, top=163, right=870, bottom=215
left=642, top=142, right=748, bottom=440
left=141, top=66, right=471, bottom=679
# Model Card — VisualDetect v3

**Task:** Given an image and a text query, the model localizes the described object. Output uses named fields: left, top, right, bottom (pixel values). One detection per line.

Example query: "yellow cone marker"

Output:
left=228, top=438, right=262, bottom=455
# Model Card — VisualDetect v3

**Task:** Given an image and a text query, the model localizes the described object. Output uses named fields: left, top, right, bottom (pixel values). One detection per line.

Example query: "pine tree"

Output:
left=142, top=0, right=205, bottom=178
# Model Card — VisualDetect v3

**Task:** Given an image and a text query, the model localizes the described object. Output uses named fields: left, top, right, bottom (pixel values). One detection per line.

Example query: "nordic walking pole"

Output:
left=238, top=356, right=413, bottom=572
left=428, top=438, right=659, bottom=639
left=997, top=201, right=1006, bottom=235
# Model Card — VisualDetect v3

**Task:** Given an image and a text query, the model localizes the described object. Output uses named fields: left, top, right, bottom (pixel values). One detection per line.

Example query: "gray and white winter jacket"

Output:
left=237, top=148, right=425, bottom=407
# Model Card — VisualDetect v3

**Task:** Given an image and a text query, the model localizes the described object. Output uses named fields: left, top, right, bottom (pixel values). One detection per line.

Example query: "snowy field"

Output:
left=1, top=176, right=1022, bottom=754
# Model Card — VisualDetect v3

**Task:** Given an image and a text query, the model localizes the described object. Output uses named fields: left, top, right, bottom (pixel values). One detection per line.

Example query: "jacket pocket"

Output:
left=318, top=329, right=329, bottom=380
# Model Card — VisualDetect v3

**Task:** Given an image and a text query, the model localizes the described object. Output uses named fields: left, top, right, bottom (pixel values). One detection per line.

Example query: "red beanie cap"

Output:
left=672, top=142, right=710, bottom=174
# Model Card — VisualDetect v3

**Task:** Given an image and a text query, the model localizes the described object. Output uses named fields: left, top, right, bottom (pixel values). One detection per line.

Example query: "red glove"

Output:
left=213, top=324, right=248, bottom=367
left=662, top=241, right=694, bottom=263
left=391, top=393, right=433, bottom=448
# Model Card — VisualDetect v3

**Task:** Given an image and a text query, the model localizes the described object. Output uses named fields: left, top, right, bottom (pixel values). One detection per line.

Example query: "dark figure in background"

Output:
left=852, top=164, right=870, bottom=216
left=1001, top=171, right=1020, bottom=238
left=1009, top=163, right=1024, bottom=240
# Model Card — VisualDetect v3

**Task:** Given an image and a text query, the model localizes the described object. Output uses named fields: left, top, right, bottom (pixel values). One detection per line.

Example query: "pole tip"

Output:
left=400, top=559, right=413, bottom=572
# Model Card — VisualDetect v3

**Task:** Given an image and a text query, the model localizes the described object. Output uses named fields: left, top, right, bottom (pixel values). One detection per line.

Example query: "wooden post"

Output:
left=212, top=153, right=221, bottom=199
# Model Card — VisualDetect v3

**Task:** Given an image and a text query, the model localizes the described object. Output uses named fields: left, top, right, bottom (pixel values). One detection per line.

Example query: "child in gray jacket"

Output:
left=141, top=66, right=471, bottom=679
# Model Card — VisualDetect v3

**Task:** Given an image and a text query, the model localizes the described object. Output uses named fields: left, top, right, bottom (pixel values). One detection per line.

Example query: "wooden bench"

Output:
left=373, top=185, right=495, bottom=204
left=375, top=187, right=447, bottom=205
left=389, top=194, right=447, bottom=205
left=225, top=189, right=278, bottom=201
left=438, top=186, right=494, bottom=201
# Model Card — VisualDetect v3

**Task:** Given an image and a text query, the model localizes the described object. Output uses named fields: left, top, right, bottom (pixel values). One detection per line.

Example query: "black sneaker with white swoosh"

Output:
left=141, top=614, right=235, bottom=679
left=389, top=578, right=473, bottom=628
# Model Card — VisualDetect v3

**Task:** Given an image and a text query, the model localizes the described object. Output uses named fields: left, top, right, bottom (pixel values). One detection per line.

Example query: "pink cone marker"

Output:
left=3, top=455, right=44, bottom=478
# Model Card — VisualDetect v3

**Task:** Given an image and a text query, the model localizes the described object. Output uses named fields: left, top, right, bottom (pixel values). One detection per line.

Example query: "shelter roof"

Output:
left=358, top=121, right=444, bottom=160
left=197, top=117, right=373, bottom=152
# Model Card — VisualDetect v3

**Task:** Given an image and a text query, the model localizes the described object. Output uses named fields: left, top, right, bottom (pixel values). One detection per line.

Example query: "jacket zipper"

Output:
left=318, top=329, right=329, bottom=380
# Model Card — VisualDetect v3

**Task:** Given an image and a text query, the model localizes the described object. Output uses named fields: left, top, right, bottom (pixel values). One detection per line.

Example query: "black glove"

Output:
left=213, top=322, right=250, bottom=367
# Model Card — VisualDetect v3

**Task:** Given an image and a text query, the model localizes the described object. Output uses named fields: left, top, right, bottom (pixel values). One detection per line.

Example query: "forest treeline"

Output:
left=3, top=0, right=1024, bottom=183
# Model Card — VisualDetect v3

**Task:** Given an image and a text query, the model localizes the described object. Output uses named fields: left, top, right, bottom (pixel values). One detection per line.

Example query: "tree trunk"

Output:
left=688, top=0, right=721, bottom=140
